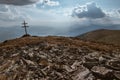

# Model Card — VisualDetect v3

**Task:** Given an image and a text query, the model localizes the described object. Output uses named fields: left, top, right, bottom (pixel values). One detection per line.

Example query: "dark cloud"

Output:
left=118, top=9, right=120, bottom=14
left=72, top=3, right=106, bottom=19
left=0, top=0, right=39, bottom=5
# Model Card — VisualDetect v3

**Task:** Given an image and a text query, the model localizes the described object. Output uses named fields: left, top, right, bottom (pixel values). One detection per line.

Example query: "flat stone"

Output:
left=83, top=62, right=99, bottom=69
left=72, top=65, right=94, bottom=80
left=106, top=59, right=120, bottom=71
left=91, top=66, right=113, bottom=79
left=22, top=58, right=35, bottom=65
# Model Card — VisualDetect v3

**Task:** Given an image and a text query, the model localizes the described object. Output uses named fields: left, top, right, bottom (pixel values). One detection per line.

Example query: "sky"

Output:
left=0, top=0, right=120, bottom=41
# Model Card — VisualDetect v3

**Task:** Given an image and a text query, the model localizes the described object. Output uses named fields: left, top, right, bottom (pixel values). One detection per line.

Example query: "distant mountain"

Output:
left=77, top=29, right=120, bottom=46
left=0, top=26, right=69, bottom=42
left=1, top=23, right=120, bottom=41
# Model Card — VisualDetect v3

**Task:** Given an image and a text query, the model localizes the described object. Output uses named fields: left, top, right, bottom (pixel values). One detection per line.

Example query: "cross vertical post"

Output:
left=22, top=21, right=29, bottom=35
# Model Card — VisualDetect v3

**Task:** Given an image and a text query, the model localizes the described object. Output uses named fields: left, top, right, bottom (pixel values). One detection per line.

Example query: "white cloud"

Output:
left=0, top=3, right=65, bottom=27
left=37, top=0, right=59, bottom=7
left=0, top=5, right=9, bottom=12
left=44, top=0, right=59, bottom=6
left=0, top=5, right=31, bottom=27
left=72, top=2, right=106, bottom=19
left=0, top=1, right=120, bottom=32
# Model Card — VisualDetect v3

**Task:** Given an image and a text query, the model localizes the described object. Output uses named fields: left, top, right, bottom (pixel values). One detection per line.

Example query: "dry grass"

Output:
left=0, top=74, right=7, bottom=80
left=0, top=36, right=119, bottom=52
left=78, top=29, right=120, bottom=46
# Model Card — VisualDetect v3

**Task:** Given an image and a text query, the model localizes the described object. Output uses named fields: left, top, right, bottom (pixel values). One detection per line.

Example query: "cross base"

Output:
left=22, top=34, right=31, bottom=37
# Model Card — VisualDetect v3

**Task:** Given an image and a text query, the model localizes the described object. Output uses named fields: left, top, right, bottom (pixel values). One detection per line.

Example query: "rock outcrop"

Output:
left=0, top=36, right=120, bottom=80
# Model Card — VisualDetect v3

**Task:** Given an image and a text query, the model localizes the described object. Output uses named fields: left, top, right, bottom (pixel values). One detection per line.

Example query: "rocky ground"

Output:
left=0, top=36, right=120, bottom=80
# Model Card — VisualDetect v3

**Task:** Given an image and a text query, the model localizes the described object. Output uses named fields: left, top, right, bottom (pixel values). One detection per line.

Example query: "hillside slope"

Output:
left=78, top=29, right=120, bottom=46
left=0, top=36, right=120, bottom=80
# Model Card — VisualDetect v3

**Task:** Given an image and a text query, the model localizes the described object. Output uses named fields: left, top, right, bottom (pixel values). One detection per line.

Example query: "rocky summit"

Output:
left=0, top=36, right=120, bottom=80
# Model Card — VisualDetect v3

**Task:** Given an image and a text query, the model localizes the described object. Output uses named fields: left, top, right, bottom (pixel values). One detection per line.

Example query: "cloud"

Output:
left=0, top=1, right=120, bottom=40
left=44, top=0, right=59, bottom=6
left=118, top=9, right=120, bottom=14
left=0, top=5, right=31, bottom=27
left=0, top=5, right=9, bottom=12
left=38, top=0, right=59, bottom=7
left=0, top=0, right=39, bottom=5
left=72, top=3, right=106, bottom=19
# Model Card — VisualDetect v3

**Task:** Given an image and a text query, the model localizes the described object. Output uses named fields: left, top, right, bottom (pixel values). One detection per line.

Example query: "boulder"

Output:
left=106, top=59, right=120, bottom=71
left=72, top=65, right=94, bottom=80
left=113, top=71, right=120, bottom=80
left=83, top=62, right=99, bottom=69
left=91, top=66, right=113, bottom=79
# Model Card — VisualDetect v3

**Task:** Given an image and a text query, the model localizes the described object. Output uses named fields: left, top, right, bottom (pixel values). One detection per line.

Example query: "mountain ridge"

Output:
left=77, top=29, right=120, bottom=46
left=0, top=36, right=119, bottom=52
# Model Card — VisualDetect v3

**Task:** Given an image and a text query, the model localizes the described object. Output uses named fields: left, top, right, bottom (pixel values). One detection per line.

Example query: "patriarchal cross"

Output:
left=22, top=21, right=29, bottom=35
